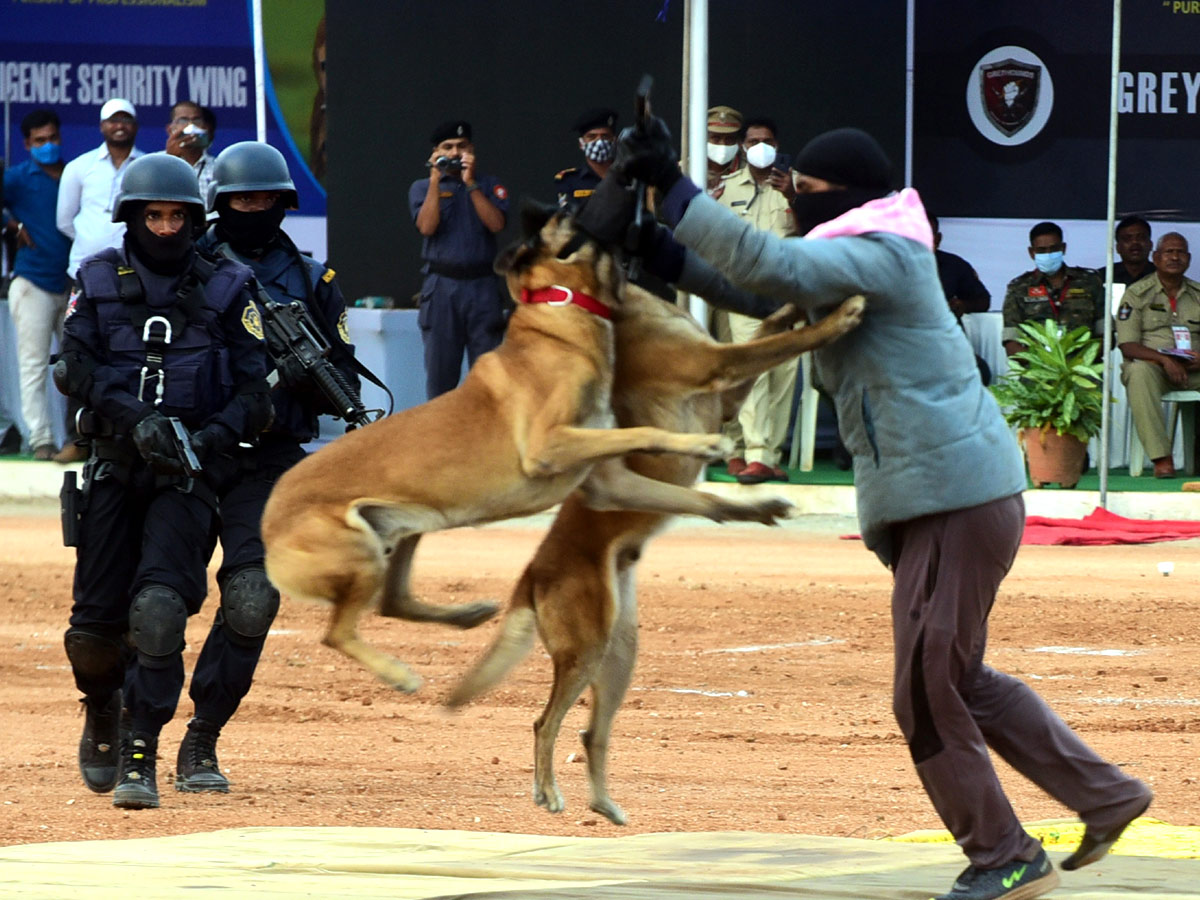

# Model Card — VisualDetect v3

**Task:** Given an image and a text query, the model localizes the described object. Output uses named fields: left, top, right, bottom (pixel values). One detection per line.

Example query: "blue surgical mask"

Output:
left=1034, top=250, right=1064, bottom=274
left=31, top=142, right=61, bottom=165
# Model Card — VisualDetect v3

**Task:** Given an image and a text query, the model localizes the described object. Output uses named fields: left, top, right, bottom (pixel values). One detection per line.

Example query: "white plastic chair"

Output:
left=1128, top=390, right=1200, bottom=476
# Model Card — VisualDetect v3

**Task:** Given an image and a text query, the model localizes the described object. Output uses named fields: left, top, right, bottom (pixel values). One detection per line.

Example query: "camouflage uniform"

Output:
left=1001, top=265, right=1105, bottom=345
left=1117, top=274, right=1200, bottom=460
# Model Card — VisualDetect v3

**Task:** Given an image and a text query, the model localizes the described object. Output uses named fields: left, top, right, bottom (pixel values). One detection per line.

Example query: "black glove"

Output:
left=574, top=175, right=639, bottom=247
left=191, top=423, right=234, bottom=463
left=273, top=355, right=311, bottom=393
left=131, top=411, right=183, bottom=474
left=612, top=117, right=682, bottom=192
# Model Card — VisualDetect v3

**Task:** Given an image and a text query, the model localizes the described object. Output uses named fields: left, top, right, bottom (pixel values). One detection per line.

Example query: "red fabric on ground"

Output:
left=840, top=508, right=1200, bottom=546
left=1022, top=507, right=1200, bottom=545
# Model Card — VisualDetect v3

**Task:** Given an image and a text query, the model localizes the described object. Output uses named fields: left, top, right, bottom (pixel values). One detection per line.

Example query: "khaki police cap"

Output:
left=707, top=105, right=743, bottom=134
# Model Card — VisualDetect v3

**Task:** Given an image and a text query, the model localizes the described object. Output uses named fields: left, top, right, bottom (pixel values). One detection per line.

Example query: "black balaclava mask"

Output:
left=790, top=127, right=893, bottom=236
left=215, top=202, right=287, bottom=257
left=126, top=203, right=195, bottom=276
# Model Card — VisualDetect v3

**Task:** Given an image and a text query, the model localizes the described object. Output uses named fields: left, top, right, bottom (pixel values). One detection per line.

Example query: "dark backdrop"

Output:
left=326, top=1, right=906, bottom=304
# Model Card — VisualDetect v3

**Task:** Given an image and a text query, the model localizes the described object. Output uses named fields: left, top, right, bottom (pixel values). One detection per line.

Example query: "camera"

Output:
left=431, top=155, right=463, bottom=173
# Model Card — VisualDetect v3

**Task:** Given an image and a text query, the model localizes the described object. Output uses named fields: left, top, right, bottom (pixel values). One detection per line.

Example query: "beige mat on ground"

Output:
left=2, top=824, right=1197, bottom=899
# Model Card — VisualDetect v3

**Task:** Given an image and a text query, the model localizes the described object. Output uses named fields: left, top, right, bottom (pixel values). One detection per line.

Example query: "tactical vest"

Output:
left=77, top=248, right=248, bottom=428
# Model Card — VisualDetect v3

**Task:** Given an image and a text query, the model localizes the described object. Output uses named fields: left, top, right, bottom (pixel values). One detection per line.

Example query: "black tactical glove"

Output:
left=273, top=355, right=311, bottom=393
left=612, top=116, right=682, bottom=192
left=190, top=423, right=235, bottom=463
left=574, top=175, right=640, bottom=247
left=131, top=411, right=183, bottom=474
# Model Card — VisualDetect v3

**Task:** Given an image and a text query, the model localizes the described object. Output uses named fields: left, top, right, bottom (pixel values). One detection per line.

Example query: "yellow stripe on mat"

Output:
left=889, top=818, right=1200, bottom=860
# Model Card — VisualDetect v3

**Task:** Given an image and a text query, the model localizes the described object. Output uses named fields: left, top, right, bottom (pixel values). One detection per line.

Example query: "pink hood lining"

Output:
left=804, top=187, right=934, bottom=250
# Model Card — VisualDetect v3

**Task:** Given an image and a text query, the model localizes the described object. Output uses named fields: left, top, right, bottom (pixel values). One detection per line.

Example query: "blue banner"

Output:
left=1, top=0, right=325, bottom=218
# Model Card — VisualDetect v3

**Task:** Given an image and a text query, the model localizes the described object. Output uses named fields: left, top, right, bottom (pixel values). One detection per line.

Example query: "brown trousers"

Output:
left=890, top=494, right=1150, bottom=868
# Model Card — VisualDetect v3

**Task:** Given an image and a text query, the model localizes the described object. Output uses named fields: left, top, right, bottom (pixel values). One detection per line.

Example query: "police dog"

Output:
left=445, top=242, right=866, bottom=827
left=261, top=205, right=857, bottom=693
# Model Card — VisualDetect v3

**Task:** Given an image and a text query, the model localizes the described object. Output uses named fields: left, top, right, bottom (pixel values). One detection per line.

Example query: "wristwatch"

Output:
left=465, top=182, right=480, bottom=193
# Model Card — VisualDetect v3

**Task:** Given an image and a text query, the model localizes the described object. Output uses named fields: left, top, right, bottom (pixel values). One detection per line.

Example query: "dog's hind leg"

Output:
left=378, top=534, right=499, bottom=628
left=581, top=555, right=639, bottom=826
left=321, top=563, right=422, bottom=693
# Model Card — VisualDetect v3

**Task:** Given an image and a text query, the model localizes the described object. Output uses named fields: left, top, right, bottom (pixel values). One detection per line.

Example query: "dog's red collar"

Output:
left=519, top=285, right=611, bottom=320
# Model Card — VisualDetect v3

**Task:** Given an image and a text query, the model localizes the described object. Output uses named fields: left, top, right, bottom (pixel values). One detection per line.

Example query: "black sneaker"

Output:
left=932, top=848, right=1059, bottom=900
left=175, top=717, right=230, bottom=793
left=77, top=692, right=121, bottom=793
left=112, top=733, right=160, bottom=809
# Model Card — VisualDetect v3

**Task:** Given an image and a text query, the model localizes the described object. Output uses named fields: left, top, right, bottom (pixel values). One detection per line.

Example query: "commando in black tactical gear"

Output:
left=58, top=152, right=272, bottom=810
left=178, top=141, right=361, bottom=793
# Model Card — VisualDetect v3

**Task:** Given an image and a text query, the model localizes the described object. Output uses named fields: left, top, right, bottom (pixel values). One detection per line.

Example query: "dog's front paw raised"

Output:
left=760, top=302, right=804, bottom=334
left=829, top=294, right=866, bottom=334
left=710, top=496, right=793, bottom=525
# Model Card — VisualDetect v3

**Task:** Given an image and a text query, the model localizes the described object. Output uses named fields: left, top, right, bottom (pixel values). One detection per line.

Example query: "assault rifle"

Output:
left=257, top=293, right=380, bottom=430
left=626, top=74, right=654, bottom=281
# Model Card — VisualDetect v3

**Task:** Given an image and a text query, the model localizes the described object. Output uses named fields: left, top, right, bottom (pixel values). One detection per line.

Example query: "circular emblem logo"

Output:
left=337, top=310, right=350, bottom=343
left=241, top=301, right=264, bottom=340
left=966, top=45, right=1054, bottom=146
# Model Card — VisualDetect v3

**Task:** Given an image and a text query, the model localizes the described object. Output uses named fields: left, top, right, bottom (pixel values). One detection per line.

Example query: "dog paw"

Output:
left=754, top=498, right=794, bottom=525
left=707, top=434, right=737, bottom=460
left=534, top=782, right=565, bottom=814
left=830, top=294, right=866, bottom=333
left=379, top=660, right=422, bottom=693
left=590, top=797, right=627, bottom=826
left=450, top=601, right=500, bottom=629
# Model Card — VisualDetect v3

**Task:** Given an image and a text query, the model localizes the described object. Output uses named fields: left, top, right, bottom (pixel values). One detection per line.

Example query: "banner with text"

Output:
left=1, top=0, right=325, bottom=220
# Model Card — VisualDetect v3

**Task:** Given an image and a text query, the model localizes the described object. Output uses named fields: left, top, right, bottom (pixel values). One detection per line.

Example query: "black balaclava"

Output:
left=215, top=202, right=287, bottom=258
left=125, top=202, right=195, bottom=276
left=790, top=127, right=893, bottom=235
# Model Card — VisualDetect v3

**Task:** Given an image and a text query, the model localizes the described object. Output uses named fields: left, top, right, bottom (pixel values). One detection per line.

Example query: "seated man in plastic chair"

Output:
left=1117, top=232, right=1200, bottom=479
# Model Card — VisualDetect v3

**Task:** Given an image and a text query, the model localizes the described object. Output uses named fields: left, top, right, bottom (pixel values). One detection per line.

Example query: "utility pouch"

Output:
left=60, top=471, right=82, bottom=548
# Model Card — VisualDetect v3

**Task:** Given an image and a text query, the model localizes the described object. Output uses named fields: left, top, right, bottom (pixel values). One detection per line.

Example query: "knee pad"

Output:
left=221, top=567, right=280, bottom=646
left=63, top=627, right=127, bottom=692
left=128, top=585, right=188, bottom=668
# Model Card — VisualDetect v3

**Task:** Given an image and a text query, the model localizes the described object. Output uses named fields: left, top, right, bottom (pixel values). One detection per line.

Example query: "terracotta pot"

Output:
left=1021, top=427, right=1088, bottom=489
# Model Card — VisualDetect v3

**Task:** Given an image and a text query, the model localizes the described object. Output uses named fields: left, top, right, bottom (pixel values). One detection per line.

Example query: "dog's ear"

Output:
left=519, top=199, right=559, bottom=241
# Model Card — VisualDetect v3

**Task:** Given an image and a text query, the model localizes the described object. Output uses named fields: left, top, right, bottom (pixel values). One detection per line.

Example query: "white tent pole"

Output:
left=1099, top=0, right=1123, bottom=506
left=685, top=0, right=708, bottom=324
left=252, top=0, right=267, bottom=142
left=904, top=0, right=915, bottom=186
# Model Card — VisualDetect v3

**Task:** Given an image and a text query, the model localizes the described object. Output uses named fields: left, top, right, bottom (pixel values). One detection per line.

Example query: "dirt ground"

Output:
left=2, top=503, right=1198, bottom=849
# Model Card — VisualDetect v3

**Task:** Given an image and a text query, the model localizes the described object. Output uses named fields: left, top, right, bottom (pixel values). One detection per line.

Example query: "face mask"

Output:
left=216, top=204, right=287, bottom=257
left=744, top=142, right=777, bottom=169
left=1034, top=251, right=1064, bottom=274
left=31, top=142, right=61, bottom=165
left=707, top=142, right=738, bottom=166
left=582, top=138, right=614, bottom=164
left=127, top=214, right=195, bottom=276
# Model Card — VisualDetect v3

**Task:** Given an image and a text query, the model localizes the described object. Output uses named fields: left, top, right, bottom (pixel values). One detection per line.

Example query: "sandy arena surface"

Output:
left=1, top=503, right=1198, bottom=848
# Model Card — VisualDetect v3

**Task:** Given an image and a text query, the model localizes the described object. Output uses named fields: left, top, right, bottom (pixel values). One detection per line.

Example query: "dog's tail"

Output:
left=446, top=566, right=537, bottom=708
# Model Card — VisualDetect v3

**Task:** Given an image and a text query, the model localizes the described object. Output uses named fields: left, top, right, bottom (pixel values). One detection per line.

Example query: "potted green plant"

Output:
left=989, top=320, right=1105, bottom=488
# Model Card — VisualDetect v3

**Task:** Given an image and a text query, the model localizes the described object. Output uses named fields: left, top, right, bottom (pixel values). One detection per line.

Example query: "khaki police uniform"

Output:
left=1002, top=265, right=1105, bottom=345
left=1117, top=274, right=1200, bottom=461
left=712, top=166, right=797, bottom=467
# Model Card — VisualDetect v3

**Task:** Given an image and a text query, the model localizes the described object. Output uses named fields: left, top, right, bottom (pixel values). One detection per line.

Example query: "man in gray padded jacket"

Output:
left=587, top=121, right=1152, bottom=900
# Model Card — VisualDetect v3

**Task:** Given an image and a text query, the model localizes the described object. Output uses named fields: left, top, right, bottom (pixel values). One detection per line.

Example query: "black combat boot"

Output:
left=77, top=692, right=122, bottom=793
left=113, top=732, right=160, bottom=809
left=175, top=717, right=230, bottom=793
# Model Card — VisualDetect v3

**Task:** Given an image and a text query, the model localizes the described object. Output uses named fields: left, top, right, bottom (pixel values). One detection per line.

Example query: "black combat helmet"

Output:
left=207, top=141, right=298, bottom=212
left=111, top=154, right=206, bottom=229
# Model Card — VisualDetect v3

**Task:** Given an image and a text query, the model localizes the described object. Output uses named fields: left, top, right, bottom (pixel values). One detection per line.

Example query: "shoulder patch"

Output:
left=1118, top=303, right=1132, bottom=321
left=322, top=267, right=336, bottom=284
left=555, top=167, right=579, bottom=181
left=337, top=310, right=350, bottom=343
left=493, top=184, right=508, bottom=200
left=241, top=301, right=264, bottom=340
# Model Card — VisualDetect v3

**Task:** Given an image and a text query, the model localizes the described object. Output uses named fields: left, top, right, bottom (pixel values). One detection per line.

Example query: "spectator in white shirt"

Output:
left=56, top=98, right=145, bottom=278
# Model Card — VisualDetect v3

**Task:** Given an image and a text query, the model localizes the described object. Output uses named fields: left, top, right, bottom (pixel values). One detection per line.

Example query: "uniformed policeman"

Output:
left=408, top=120, right=509, bottom=399
left=705, top=105, right=743, bottom=197
left=1002, top=221, right=1105, bottom=356
left=554, top=107, right=618, bottom=210
left=57, top=153, right=272, bottom=810
left=180, top=141, right=360, bottom=792
left=1117, top=232, right=1200, bottom=478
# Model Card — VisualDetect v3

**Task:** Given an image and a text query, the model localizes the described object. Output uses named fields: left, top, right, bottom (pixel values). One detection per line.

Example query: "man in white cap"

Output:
left=56, top=98, right=145, bottom=281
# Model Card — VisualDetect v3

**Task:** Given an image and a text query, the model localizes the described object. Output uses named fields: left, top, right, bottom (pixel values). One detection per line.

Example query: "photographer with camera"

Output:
left=55, top=153, right=272, bottom=811
left=409, top=120, right=509, bottom=398
left=164, top=101, right=218, bottom=209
